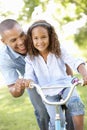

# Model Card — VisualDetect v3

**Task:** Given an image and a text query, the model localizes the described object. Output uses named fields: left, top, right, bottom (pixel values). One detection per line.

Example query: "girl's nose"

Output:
left=38, top=38, right=43, bottom=44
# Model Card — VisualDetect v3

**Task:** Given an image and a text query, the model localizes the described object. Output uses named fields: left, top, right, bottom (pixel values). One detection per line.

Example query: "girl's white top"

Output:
left=24, top=46, right=85, bottom=96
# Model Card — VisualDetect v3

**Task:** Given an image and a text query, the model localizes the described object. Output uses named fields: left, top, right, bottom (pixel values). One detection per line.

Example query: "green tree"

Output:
left=18, top=0, right=49, bottom=22
left=74, top=22, right=87, bottom=48
left=0, top=0, right=87, bottom=49
left=53, top=0, right=87, bottom=49
left=18, top=0, right=87, bottom=22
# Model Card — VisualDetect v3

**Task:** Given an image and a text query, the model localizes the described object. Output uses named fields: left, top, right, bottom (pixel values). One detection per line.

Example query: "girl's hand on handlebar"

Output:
left=14, top=78, right=26, bottom=92
left=24, top=79, right=34, bottom=89
left=83, top=75, right=87, bottom=86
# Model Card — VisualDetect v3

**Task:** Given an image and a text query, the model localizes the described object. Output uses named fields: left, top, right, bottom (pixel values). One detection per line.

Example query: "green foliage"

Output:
left=63, top=16, right=75, bottom=22
left=18, top=0, right=49, bottom=22
left=61, top=0, right=87, bottom=15
left=0, top=0, right=87, bottom=50
left=18, top=0, right=39, bottom=22
left=49, top=0, right=87, bottom=26
left=0, top=11, right=13, bottom=17
left=78, top=86, right=87, bottom=130
left=74, top=22, right=87, bottom=48
left=54, top=0, right=87, bottom=51
left=58, top=0, right=87, bottom=23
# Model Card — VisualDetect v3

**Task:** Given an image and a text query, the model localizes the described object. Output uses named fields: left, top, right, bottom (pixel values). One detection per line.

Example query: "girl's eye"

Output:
left=42, top=35, right=47, bottom=38
left=33, top=37, right=38, bottom=40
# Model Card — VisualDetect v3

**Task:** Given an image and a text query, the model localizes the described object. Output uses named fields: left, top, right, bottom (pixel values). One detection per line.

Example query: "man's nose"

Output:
left=17, top=38, right=24, bottom=44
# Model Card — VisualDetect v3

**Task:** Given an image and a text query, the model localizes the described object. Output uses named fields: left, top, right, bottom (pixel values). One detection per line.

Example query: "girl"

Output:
left=24, top=20, right=87, bottom=130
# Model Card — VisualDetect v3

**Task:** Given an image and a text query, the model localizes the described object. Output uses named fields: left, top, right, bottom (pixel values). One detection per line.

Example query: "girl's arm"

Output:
left=77, top=63, right=87, bottom=85
left=65, top=64, right=73, bottom=76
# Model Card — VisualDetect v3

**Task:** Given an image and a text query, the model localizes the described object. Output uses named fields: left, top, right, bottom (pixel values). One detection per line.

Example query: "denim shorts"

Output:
left=61, top=87, right=85, bottom=116
left=45, top=88, right=85, bottom=130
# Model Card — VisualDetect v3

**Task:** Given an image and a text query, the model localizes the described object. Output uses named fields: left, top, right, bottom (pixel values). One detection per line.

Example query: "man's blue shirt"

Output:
left=0, top=43, right=25, bottom=85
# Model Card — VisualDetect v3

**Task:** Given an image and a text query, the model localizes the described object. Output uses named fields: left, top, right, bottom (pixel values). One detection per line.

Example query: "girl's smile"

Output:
left=31, top=26, right=49, bottom=55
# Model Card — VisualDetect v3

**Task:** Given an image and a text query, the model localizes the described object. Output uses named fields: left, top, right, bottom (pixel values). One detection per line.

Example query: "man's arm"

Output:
left=8, top=79, right=26, bottom=97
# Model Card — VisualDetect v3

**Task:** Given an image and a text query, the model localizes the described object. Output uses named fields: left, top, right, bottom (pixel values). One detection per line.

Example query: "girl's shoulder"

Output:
left=25, top=54, right=38, bottom=63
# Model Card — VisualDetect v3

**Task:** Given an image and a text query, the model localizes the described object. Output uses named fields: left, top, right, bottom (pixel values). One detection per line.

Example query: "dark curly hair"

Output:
left=26, top=20, right=61, bottom=59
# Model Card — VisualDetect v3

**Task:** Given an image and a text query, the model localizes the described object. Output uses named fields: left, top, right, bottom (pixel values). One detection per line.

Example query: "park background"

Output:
left=0, top=0, right=87, bottom=130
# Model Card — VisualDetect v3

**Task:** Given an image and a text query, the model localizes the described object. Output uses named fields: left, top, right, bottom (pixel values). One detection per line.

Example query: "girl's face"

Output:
left=31, top=26, right=49, bottom=54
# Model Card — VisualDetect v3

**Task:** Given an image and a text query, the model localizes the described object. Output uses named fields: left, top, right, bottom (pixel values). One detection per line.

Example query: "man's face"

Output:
left=1, top=24, right=27, bottom=55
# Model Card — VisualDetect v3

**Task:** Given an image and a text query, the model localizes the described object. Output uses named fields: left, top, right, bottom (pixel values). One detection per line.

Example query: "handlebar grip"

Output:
left=78, top=79, right=84, bottom=86
left=71, top=77, right=84, bottom=86
left=29, top=81, right=35, bottom=88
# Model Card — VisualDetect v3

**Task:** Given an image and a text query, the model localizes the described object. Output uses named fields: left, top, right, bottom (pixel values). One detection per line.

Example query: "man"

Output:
left=0, top=19, right=50, bottom=130
left=0, top=19, right=81, bottom=130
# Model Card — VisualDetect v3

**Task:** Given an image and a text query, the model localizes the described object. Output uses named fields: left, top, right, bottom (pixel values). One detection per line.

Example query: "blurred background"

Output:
left=0, top=0, right=87, bottom=56
left=0, top=0, right=87, bottom=130
left=0, top=0, right=87, bottom=86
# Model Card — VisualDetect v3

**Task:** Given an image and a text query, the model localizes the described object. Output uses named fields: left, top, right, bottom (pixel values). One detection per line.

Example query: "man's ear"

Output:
left=0, top=35, right=6, bottom=44
left=0, top=35, right=3, bottom=42
left=0, top=38, right=5, bottom=44
left=0, top=37, right=4, bottom=43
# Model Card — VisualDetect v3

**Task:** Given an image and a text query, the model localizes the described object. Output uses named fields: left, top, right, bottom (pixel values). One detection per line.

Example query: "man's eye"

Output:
left=20, top=32, right=25, bottom=37
left=10, top=39, right=16, bottom=42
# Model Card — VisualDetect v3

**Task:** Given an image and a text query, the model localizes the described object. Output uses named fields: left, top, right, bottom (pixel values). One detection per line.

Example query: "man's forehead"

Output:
left=3, top=25, right=22, bottom=35
left=2, top=29, right=23, bottom=43
left=4, top=24, right=22, bottom=32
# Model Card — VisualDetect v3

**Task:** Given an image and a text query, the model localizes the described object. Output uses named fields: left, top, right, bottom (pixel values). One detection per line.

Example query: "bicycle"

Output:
left=29, top=78, right=83, bottom=130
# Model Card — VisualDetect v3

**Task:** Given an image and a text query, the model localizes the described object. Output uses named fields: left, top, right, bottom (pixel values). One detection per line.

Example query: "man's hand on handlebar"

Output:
left=8, top=78, right=33, bottom=97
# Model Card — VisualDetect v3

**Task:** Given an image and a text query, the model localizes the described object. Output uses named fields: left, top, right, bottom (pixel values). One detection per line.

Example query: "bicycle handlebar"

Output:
left=29, top=79, right=84, bottom=106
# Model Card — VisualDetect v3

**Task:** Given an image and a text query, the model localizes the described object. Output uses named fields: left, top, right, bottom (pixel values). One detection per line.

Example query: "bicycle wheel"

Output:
left=65, top=108, right=74, bottom=130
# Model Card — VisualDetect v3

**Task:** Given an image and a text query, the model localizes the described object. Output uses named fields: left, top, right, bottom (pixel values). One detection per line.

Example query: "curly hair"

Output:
left=26, top=20, right=61, bottom=58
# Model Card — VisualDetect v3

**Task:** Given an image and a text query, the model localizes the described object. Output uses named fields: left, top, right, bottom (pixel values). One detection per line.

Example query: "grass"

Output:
left=0, top=84, right=87, bottom=130
left=77, top=86, right=87, bottom=130
left=0, top=86, right=39, bottom=130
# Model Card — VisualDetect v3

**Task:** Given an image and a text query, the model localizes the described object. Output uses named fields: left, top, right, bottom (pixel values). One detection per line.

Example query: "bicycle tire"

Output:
left=65, top=109, right=74, bottom=130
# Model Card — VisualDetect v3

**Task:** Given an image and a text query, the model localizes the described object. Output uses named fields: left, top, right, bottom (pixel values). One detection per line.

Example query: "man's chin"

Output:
left=17, top=51, right=27, bottom=56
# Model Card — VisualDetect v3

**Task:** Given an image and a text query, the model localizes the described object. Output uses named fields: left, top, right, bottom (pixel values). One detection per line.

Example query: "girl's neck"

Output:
left=40, top=51, right=49, bottom=63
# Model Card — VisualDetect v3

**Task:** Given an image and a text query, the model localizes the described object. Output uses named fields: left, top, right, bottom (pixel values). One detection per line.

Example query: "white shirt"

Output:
left=24, top=46, right=84, bottom=96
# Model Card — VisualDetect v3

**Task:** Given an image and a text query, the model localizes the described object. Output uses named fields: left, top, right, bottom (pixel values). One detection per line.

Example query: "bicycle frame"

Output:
left=30, top=79, right=83, bottom=130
